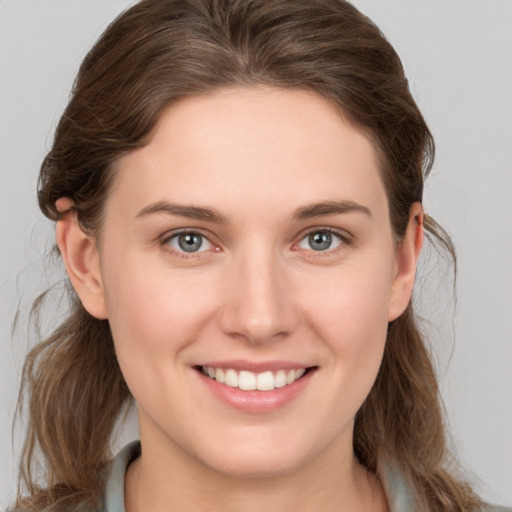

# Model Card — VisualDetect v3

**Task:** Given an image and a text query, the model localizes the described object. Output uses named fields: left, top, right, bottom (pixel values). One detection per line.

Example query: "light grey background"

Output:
left=1, top=0, right=511, bottom=508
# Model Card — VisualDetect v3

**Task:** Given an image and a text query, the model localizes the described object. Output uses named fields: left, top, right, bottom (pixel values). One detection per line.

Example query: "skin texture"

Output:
left=56, top=86, right=423, bottom=512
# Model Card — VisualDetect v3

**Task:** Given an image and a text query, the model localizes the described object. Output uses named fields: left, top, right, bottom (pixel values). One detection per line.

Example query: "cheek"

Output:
left=303, top=256, right=393, bottom=338
left=100, top=255, right=219, bottom=395
left=103, top=256, right=212, bottom=339
left=300, top=257, right=393, bottom=390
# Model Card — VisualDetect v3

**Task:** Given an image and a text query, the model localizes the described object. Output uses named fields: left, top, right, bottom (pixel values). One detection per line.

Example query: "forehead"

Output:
left=110, top=86, right=387, bottom=220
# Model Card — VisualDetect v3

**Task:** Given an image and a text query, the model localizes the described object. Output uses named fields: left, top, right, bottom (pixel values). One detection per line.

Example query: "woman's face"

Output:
left=87, top=87, right=419, bottom=477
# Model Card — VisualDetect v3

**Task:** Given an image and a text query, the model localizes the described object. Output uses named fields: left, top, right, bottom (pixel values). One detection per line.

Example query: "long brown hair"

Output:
left=16, top=0, right=483, bottom=510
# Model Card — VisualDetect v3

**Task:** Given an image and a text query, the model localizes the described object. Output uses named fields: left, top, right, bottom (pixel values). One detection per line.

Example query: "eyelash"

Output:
left=160, top=227, right=351, bottom=259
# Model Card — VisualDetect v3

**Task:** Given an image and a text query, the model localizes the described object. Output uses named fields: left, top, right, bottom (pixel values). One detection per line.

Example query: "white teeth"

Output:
left=286, top=369, right=296, bottom=384
left=224, top=369, right=238, bottom=388
left=256, top=371, right=274, bottom=391
left=215, top=368, right=225, bottom=384
left=239, top=370, right=256, bottom=390
left=202, top=366, right=308, bottom=391
left=274, top=369, right=287, bottom=388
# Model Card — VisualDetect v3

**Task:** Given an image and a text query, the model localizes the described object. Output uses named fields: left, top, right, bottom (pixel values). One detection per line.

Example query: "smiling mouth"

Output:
left=196, top=366, right=313, bottom=392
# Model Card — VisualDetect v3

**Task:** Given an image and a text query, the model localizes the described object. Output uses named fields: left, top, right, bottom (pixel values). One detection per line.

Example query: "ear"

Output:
left=55, top=198, right=108, bottom=319
left=387, top=202, right=424, bottom=322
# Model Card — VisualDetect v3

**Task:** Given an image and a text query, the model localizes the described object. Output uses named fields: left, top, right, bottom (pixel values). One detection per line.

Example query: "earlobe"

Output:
left=55, top=198, right=108, bottom=319
left=387, top=202, right=424, bottom=322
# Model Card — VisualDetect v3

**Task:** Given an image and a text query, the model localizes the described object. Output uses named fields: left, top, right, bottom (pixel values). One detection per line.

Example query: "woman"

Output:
left=9, top=1, right=510, bottom=511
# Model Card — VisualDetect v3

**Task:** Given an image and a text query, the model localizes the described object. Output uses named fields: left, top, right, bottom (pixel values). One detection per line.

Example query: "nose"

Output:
left=218, top=249, right=298, bottom=345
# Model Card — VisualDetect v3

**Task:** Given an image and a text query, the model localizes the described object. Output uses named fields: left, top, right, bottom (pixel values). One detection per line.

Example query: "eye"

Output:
left=165, top=232, right=214, bottom=254
left=297, top=229, right=344, bottom=252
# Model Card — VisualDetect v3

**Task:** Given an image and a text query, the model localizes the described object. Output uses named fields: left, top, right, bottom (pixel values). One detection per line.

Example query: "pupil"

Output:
left=178, top=233, right=202, bottom=252
left=309, top=232, right=332, bottom=251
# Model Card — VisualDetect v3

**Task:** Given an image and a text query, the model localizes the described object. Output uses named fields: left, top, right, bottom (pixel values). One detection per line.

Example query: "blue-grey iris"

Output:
left=178, top=233, right=203, bottom=252
left=309, top=231, right=332, bottom=251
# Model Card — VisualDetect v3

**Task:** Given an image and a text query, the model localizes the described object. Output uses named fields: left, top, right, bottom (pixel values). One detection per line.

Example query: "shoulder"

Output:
left=6, top=443, right=141, bottom=512
left=380, top=463, right=511, bottom=512
left=101, top=440, right=141, bottom=512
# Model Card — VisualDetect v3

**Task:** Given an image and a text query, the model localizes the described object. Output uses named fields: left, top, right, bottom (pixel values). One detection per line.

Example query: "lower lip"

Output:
left=195, top=368, right=316, bottom=413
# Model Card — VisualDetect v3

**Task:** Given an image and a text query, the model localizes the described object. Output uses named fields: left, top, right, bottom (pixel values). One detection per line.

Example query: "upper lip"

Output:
left=196, top=360, right=314, bottom=372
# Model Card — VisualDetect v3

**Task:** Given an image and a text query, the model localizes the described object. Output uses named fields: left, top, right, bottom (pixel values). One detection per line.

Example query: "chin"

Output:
left=205, top=450, right=306, bottom=480
left=186, top=428, right=327, bottom=480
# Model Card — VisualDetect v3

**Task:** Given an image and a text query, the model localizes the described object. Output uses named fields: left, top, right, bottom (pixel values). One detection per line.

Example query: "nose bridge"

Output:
left=219, top=243, right=296, bottom=344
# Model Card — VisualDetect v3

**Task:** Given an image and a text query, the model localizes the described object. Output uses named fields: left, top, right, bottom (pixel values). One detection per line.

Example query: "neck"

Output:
left=125, top=423, right=388, bottom=512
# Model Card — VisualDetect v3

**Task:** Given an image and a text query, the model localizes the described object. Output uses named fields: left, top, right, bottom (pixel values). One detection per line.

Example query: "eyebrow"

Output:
left=293, top=200, right=372, bottom=220
left=135, top=201, right=228, bottom=223
left=135, top=199, right=372, bottom=223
